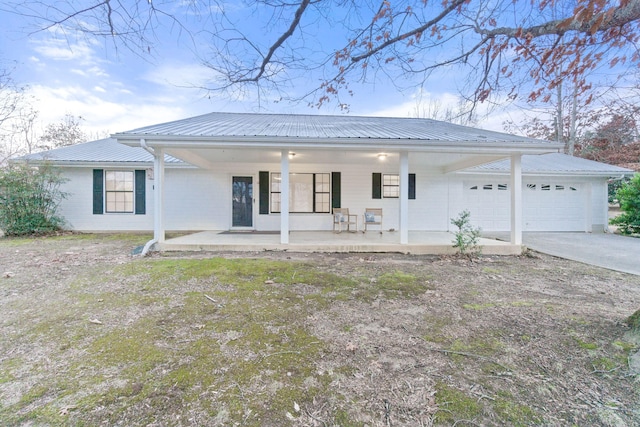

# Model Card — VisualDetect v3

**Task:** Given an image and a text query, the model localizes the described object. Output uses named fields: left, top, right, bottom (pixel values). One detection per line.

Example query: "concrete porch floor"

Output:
left=157, top=231, right=521, bottom=255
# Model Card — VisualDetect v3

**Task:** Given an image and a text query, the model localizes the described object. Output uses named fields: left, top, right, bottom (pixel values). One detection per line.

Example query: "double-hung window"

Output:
left=105, top=171, right=134, bottom=213
left=383, top=174, right=400, bottom=198
left=93, top=169, right=145, bottom=215
left=270, top=172, right=331, bottom=213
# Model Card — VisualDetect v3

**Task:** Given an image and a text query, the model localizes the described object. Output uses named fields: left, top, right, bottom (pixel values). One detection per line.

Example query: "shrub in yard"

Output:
left=610, top=174, right=640, bottom=236
left=0, top=163, right=68, bottom=236
left=608, top=177, right=630, bottom=204
left=451, top=209, right=482, bottom=256
left=627, top=309, right=640, bottom=330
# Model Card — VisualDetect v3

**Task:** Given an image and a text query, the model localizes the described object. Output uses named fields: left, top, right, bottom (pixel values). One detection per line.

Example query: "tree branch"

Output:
left=232, top=0, right=311, bottom=83
left=350, top=0, right=468, bottom=63
left=477, top=0, right=640, bottom=38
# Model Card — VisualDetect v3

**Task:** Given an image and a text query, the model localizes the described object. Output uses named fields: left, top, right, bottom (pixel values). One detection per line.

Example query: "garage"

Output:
left=463, top=180, right=587, bottom=232
left=523, top=181, right=586, bottom=231
left=463, top=181, right=510, bottom=231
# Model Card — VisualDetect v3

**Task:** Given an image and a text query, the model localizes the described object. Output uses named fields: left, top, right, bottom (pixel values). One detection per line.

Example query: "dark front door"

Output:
left=232, top=176, right=253, bottom=227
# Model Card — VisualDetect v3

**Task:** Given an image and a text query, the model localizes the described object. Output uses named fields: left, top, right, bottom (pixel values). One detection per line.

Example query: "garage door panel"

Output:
left=464, top=180, right=587, bottom=232
left=524, top=182, right=585, bottom=231
left=463, top=181, right=510, bottom=231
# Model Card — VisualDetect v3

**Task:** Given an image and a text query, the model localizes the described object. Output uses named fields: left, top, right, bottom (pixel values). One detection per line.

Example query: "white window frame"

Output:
left=270, top=172, right=331, bottom=213
left=105, top=170, right=134, bottom=213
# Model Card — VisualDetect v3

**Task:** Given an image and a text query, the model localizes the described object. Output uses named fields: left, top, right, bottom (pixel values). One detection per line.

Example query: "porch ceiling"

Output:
left=164, top=147, right=510, bottom=172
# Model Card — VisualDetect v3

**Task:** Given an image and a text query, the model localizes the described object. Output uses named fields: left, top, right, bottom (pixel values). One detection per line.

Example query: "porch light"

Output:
left=377, top=153, right=387, bottom=160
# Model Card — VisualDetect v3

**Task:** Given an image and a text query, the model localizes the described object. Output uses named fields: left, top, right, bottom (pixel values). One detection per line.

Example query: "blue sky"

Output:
left=0, top=2, right=571, bottom=139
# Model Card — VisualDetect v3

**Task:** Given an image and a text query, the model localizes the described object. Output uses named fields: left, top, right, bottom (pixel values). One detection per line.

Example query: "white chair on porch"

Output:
left=363, top=208, right=383, bottom=233
left=333, top=208, right=358, bottom=233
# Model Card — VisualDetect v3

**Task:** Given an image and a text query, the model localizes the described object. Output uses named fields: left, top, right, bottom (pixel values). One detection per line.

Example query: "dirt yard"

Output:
left=0, top=233, right=639, bottom=426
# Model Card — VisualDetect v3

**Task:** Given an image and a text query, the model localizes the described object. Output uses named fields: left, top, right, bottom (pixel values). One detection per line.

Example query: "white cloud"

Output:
left=31, top=38, right=96, bottom=63
left=143, top=62, right=219, bottom=90
left=26, top=81, right=214, bottom=139
left=364, top=88, right=528, bottom=134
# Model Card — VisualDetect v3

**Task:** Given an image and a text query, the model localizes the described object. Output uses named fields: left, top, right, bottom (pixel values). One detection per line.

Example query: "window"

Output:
left=270, top=173, right=281, bottom=213
left=105, top=171, right=134, bottom=213
left=93, top=169, right=145, bottom=215
left=383, top=174, right=400, bottom=198
left=373, top=173, right=415, bottom=199
left=270, top=172, right=331, bottom=213
left=315, top=173, right=330, bottom=213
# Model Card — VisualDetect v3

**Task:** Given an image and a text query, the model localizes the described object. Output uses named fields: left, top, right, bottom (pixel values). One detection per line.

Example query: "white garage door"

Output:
left=523, top=182, right=586, bottom=231
left=463, top=181, right=510, bottom=231
left=463, top=180, right=587, bottom=232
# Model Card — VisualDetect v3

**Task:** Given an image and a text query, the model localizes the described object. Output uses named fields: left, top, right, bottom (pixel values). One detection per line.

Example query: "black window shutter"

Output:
left=331, top=172, right=341, bottom=209
left=409, top=173, right=416, bottom=200
left=372, top=173, right=382, bottom=199
left=259, top=171, right=269, bottom=214
left=93, top=169, right=103, bottom=214
left=135, top=170, right=146, bottom=215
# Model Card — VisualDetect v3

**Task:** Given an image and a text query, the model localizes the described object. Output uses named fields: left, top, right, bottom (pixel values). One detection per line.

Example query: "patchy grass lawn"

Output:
left=0, top=234, right=639, bottom=426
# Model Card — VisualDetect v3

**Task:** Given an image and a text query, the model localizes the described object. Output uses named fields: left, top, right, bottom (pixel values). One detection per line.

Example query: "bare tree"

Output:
left=0, top=67, right=27, bottom=137
left=5, top=0, right=640, bottom=110
left=0, top=66, right=36, bottom=164
left=37, top=114, right=86, bottom=151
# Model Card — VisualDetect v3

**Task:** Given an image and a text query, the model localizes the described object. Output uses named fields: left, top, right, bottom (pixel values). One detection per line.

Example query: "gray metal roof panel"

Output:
left=467, top=153, right=633, bottom=175
left=115, top=112, right=553, bottom=144
left=15, top=138, right=183, bottom=164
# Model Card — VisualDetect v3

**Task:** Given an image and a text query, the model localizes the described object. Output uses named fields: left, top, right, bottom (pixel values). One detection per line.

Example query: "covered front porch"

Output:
left=158, top=230, right=520, bottom=255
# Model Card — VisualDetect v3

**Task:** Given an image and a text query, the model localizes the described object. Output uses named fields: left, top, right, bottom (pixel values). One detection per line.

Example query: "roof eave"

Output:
left=457, top=170, right=632, bottom=177
left=11, top=159, right=188, bottom=168
left=115, top=134, right=563, bottom=154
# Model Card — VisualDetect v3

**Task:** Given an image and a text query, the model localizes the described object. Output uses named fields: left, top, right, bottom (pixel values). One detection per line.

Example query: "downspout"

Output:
left=139, top=138, right=158, bottom=256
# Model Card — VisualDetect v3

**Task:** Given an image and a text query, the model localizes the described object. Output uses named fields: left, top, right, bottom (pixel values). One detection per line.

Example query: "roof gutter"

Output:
left=117, top=136, right=563, bottom=155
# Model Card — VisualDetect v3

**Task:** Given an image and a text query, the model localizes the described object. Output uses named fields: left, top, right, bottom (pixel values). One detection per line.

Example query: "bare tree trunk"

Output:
left=568, top=85, right=578, bottom=156
left=556, top=80, right=564, bottom=147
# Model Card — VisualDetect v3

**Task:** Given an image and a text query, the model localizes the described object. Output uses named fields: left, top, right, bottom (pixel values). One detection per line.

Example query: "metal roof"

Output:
left=16, top=138, right=183, bottom=165
left=466, top=152, right=633, bottom=176
left=114, top=112, right=555, bottom=146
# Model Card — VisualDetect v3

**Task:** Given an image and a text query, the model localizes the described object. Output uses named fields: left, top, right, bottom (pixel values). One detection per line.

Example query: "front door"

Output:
left=232, top=176, right=253, bottom=227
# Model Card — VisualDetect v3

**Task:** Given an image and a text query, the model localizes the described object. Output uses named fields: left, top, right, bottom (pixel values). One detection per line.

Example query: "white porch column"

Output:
left=280, top=150, right=290, bottom=244
left=510, top=153, right=522, bottom=245
left=399, top=151, right=409, bottom=244
left=153, top=148, right=165, bottom=243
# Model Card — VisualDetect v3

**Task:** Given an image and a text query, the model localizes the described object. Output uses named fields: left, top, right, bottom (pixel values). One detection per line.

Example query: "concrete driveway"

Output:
left=521, top=233, right=640, bottom=276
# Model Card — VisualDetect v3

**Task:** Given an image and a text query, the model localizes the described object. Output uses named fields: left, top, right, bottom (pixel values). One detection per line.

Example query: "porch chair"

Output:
left=363, top=208, right=383, bottom=233
left=333, top=208, right=358, bottom=233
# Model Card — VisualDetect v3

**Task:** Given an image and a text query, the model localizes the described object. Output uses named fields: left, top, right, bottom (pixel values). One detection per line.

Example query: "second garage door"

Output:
left=463, top=180, right=587, bottom=232
left=523, top=182, right=586, bottom=231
